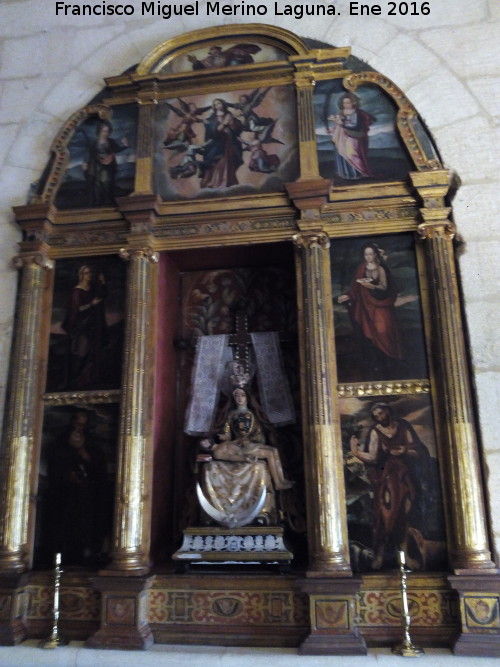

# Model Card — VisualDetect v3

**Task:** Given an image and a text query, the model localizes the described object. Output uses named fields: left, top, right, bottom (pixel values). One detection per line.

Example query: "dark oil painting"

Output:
left=158, top=41, right=288, bottom=74
left=331, top=233, right=428, bottom=383
left=46, top=256, right=126, bottom=392
left=34, top=404, right=119, bottom=570
left=314, top=80, right=412, bottom=185
left=341, top=394, right=446, bottom=573
left=55, top=103, right=137, bottom=209
left=154, top=85, right=298, bottom=200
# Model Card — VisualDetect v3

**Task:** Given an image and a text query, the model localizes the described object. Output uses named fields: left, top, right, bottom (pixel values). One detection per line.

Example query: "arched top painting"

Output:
left=32, top=24, right=441, bottom=214
left=313, top=81, right=413, bottom=184
left=136, top=24, right=309, bottom=74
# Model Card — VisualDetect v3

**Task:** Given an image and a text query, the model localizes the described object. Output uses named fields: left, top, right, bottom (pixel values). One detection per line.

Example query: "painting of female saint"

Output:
left=154, top=85, right=298, bottom=200
left=157, top=41, right=287, bottom=74
left=34, top=404, right=118, bottom=569
left=46, top=256, right=126, bottom=392
left=55, top=104, right=137, bottom=209
left=331, top=234, right=428, bottom=383
left=341, top=395, right=446, bottom=573
left=314, top=80, right=412, bottom=185
left=327, top=92, right=375, bottom=179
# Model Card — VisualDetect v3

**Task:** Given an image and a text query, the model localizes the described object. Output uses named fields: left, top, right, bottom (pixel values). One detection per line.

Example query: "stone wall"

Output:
left=1, top=0, right=498, bottom=614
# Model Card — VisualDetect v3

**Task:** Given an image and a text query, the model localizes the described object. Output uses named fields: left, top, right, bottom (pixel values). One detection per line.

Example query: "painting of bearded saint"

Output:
left=342, top=396, right=446, bottom=573
left=154, top=86, right=298, bottom=200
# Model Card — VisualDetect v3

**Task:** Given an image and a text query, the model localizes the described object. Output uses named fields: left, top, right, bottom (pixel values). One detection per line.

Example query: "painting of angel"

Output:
left=157, top=41, right=287, bottom=74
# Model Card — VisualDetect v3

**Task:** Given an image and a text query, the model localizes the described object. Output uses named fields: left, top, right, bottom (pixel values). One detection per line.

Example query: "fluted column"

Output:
left=106, top=244, right=158, bottom=574
left=411, top=170, right=495, bottom=573
left=293, top=231, right=350, bottom=575
left=0, top=251, right=53, bottom=572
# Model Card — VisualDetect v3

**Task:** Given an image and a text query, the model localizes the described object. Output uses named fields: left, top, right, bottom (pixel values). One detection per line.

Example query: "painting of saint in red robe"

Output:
left=333, top=234, right=428, bottom=382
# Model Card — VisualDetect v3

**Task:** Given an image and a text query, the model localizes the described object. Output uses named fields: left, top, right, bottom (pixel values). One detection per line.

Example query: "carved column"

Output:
left=293, top=231, right=365, bottom=654
left=293, top=231, right=349, bottom=575
left=411, top=170, right=495, bottom=574
left=0, top=250, right=52, bottom=645
left=104, top=243, right=158, bottom=575
left=0, top=250, right=53, bottom=573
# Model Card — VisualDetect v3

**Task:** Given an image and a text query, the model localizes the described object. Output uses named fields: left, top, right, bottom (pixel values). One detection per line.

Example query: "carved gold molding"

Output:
left=43, top=390, right=121, bottom=406
left=337, top=380, right=430, bottom=398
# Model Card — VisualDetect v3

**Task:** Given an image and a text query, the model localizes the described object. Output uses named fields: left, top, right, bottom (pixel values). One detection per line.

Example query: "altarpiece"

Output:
left=0, top=23, right=498, bottom=656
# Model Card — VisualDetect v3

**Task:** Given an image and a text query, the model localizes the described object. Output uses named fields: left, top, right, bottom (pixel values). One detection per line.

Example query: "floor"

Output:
left=0, top=642, right=498, bottom=667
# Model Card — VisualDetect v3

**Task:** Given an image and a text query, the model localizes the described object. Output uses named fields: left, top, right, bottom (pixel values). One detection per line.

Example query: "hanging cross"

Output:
left=227, top=307, right=291, bottom=377
left=228, top=309, right=251, bottom=371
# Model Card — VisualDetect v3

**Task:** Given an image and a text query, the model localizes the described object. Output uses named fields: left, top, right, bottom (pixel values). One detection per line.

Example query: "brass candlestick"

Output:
left=40, top=552, right=67, bottom=649
left=392, top=549, right=424, bottom=657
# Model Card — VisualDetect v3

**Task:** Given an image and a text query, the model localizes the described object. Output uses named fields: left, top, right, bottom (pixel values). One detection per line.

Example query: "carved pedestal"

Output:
left=0, top=574, right=29, bottom=645
left=173, top=527, right=292, bottom=564
left=85, top=575, right=155, bottom=650
left=298, top=577, right=366, bottom=655
left=448, top=575, right=500, bottom=656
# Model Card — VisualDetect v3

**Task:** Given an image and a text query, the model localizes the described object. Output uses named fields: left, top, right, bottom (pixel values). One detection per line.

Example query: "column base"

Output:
left=85, top=575, right=155, bottom=650
left=298, top=576, right=367, bottom=655
left=0, top=573, right=29, bottom=646
left=448, top=574, right=500, bottom=657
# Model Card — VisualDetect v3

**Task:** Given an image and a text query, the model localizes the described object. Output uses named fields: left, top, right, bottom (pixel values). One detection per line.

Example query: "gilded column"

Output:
left=106, top=243, right=158, bottom=574
left=0, top=251, right=53, bottom=573
left=411, top=170, right=495, bottom=573
left=293, top=231, right=350, bottom=575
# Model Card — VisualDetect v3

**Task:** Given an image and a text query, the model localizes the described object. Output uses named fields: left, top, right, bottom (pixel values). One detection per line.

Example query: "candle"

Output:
left=55, top=552, right=61, bottom=566
left=398, top=549, right=405, bottom=566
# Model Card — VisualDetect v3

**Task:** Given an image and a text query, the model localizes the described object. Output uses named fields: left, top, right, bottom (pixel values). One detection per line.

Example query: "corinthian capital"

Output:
left=119, top=246, right=159, bottom=263
left=417, top=221, right=457, bottom=241
left=12, top=252, right=53, bottom=270
left=292, top=231, right=330, bottom=250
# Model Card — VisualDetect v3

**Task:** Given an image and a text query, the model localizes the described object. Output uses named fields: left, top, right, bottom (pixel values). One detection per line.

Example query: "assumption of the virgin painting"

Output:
left=314, top=81, right=412, bottom=185
left=154, top=85, right=298, bottom=200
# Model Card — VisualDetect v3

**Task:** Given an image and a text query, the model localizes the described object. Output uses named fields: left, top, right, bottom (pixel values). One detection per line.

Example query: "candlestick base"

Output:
left=39, top=632, right=67, bottom=649
left=392, top=640, right=425, bottom=657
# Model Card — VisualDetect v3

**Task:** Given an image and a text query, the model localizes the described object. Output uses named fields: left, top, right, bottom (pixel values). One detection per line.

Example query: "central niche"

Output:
left=158, top=243, right=308, bottom=567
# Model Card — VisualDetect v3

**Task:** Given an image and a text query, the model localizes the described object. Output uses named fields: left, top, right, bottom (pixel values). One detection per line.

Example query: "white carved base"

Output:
left=173, top=526, right=293, bottom=563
